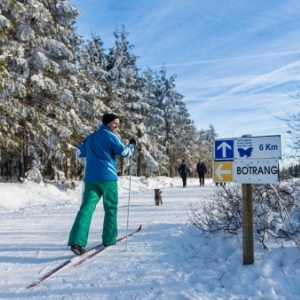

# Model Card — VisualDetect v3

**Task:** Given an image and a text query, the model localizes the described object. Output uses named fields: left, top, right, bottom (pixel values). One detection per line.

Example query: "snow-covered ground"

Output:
left=0, top=176, right=300, bottom=300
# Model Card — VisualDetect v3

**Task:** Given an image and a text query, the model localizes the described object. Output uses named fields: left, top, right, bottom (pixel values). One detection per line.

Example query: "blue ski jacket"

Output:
left=77, top=124, right=135, bottom=181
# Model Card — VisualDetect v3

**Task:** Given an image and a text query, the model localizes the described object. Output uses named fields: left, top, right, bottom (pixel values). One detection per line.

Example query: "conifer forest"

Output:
left=0, top=0, right=217, bottom=181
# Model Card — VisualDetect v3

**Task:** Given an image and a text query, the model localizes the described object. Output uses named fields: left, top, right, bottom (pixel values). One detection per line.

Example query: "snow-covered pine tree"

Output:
left=76, top=34, right=110, bottom=128
left=0, top=0, right=88, bottom=180
left=198, top=124, right=218, bottom=177
left=105, top=26, right=152, bottom=176
left=153, top=65, right=196, bottom=176
left=172, top=103, right=201, bottom=176
left=137, top=67, right=169, bottom=176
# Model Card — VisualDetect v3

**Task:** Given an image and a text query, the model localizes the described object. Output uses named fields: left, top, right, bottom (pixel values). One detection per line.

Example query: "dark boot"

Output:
left=70, top=244, right=86, bottom=255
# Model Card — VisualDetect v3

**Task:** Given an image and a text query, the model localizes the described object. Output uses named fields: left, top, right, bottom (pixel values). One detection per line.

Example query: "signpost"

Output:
left=242, top=184, right=254, bottom=264
left=213, top=135, right=281, bottom=184
left=213, top=135, right=282, bottom=265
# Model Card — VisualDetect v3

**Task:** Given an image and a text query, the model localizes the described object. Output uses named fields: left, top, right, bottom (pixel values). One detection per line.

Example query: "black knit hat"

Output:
left=102, top=113, right=119, bottom=125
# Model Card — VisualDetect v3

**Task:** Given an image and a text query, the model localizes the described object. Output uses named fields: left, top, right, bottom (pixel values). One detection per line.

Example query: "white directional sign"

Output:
left=214, top=135, right=281, bottom=183
left=234, top=136, right=281, bottom=159
left=233, top=159, right=279, bottom=184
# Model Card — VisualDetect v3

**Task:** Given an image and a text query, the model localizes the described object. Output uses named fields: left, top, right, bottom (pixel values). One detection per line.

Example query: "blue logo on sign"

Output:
left=215, top=140, right=234, bottom=160
left=237, top=147, right=253, bottom=158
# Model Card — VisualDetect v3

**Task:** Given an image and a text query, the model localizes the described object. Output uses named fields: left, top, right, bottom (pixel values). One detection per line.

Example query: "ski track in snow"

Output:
left=0, top=177, right=300, bottom=299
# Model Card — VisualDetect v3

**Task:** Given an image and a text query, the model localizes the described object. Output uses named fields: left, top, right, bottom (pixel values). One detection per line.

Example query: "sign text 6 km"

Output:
left=214, top=135, right=281, bottom=161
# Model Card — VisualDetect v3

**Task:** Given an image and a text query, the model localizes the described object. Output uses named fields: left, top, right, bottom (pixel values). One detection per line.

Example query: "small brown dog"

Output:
left=154, top=189, right=163, bottom=206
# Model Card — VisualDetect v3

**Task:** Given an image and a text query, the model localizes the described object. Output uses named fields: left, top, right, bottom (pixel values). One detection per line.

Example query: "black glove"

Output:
left=129, top=138, right=137, bottom=147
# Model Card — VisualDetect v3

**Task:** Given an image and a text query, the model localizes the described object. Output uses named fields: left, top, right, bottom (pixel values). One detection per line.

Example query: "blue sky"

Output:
left=69, top=0, right=300, bottom=146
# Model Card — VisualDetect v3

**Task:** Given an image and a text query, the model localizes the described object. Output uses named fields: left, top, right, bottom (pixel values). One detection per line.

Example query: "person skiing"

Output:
left=68, top=113, right=136, bottom=255
left=178, top=159, right=191, bottom=187
left=196, top=158, right=207, bottom=186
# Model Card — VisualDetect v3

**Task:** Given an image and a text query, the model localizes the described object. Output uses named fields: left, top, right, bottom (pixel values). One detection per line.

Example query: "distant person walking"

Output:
left=196, top=158, right=207, bottom=186
left=178, top=160, right=191, bottom=187
left=68, top=113, right=136, bottom=255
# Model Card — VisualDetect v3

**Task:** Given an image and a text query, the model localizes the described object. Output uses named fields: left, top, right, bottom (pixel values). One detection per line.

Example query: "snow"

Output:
left=1, top=176, right=300, bottom=299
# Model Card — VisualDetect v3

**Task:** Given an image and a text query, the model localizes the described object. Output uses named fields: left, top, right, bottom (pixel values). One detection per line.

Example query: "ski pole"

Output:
left=81, top=158, right=86, bottom=199
left=125, top=154, right=132, bottom=250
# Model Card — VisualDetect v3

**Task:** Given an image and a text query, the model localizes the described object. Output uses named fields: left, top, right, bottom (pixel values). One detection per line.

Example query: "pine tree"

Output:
left=76, top=34, right=110, bottom=128
left=153, top=66, right=187, bottom=176
left=138, top=67, right=169, bottom=176
left=105, top=26, right=153, bottom=176
left=198, top=124, right=218, bottom=177
left=174, top=104, right=201, bottom=176
left=0, top=0, right=86, bottom=180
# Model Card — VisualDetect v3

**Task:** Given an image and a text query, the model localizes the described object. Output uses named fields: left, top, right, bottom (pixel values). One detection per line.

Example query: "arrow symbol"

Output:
left=216, top=164, right=231, bottom=180
left=217, top=142, right=232, bottom=157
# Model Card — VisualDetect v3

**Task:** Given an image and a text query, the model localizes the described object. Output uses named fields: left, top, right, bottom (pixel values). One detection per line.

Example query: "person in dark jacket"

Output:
left=196, top=158, right=207, bottom=186
left=178, top=160, right=191, bottom=187
left=68, top=113, right=136, bottom=255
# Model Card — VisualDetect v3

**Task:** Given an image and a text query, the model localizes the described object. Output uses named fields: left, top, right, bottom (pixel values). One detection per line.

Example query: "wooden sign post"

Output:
left=242, top=183, right=254, bottom=265
left=214, top=135, right=282, bottom=265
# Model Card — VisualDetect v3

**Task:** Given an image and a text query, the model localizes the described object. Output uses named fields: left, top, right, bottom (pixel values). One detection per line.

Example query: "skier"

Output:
left=196, top=158, right=207, bottom=186
left=178, top=160, right=191, bottom=187
left=68, top=113, right=136, bottom=255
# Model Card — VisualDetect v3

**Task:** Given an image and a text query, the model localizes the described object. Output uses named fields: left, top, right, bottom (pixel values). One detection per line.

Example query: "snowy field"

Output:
left=0, top=176, right=300, bottom=300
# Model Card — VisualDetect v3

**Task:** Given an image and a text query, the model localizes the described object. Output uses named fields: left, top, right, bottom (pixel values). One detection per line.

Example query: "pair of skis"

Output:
left=27, top=224, right=142, bottom=288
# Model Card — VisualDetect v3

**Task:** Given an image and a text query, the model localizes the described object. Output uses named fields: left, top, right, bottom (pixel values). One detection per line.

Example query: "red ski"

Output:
left=27, top=242, right=102, bottom=288
left=27, top=225, right=142, bottom=288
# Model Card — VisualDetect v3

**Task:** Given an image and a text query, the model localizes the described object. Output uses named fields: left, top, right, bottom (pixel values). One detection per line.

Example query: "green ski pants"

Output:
left=68, top=181, right=118, bottom=247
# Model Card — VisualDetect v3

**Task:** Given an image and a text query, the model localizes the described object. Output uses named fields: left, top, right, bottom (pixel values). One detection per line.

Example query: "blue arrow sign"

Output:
left=215, top=139, right=234, bottom=160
